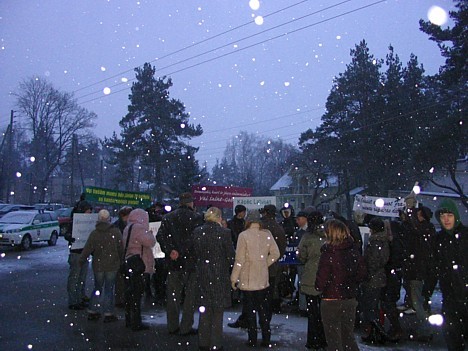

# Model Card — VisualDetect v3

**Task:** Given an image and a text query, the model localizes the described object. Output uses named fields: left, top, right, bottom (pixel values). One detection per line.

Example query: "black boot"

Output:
left=362, top=320, right=387, bottom=344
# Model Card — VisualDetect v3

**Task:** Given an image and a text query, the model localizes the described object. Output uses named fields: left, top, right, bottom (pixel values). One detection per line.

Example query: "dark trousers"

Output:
left=381, top=269, right=402, bottom=333
left=166, top=270, right=197, bottom=334
left=152, top=258, right=168, bottom=303
left=321, top=299, right=359, bottom=351
left=124, top=273, right=144, bottom=329
left=305, top=294, right=327, bottom=348
left=243, top=289, right=271, bottom=344
left=198, top=306, right=224, bottom=349
left=361, top=285, right=382, bottom=326
left=114, top=272, right=126, bottom=306
left=442, top=300, right=468, bottom=351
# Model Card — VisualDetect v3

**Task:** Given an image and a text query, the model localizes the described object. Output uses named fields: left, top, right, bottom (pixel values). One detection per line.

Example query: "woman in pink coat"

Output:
left=122, top=208, right=155, bottom=331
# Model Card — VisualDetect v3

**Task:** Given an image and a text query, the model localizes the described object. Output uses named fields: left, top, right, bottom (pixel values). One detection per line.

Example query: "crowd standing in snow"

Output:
left=66, top=193, right=467, bottom=351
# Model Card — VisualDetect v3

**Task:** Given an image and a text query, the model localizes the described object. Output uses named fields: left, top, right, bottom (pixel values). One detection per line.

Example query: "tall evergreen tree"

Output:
left=419, top=1, right=467, bottom=207
left=107, top=63, right=203, bottom=200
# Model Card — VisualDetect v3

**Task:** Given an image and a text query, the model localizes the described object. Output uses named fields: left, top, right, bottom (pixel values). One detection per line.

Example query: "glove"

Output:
left=231, top=281, right=237, bottom=290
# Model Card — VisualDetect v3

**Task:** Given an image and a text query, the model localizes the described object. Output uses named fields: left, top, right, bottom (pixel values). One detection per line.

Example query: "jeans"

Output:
left=408, top=280, right=430, bottom=335
left=67, top=252, right=89, bottom=306
left=89, top=270, right=117, bottom=315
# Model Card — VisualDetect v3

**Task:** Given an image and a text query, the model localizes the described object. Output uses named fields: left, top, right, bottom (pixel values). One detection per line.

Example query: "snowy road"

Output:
left=0, top=238, right=448, bottom=350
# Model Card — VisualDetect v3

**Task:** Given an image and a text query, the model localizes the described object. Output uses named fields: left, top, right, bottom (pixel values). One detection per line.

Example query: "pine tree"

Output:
left=107, top=63, right=203, bottom=200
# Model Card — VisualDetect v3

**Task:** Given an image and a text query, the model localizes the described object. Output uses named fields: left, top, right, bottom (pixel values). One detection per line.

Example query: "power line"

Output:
left=193, top=96, right=458, bottom=160
left=71, top=0, right=337, bottom=95
left=76, top=0, right=385, bottom=104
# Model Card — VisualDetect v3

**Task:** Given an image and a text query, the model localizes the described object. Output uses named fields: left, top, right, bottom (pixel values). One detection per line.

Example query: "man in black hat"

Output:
left=227, top=204, right=247, bottom=248
left=261, top=204, right=287, bottom=315
left=158, top=192, right=204, bottom=335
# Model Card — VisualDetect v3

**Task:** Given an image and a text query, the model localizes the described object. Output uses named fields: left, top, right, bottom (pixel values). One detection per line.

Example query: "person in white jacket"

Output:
left=231, top=209, right=280, bottom=348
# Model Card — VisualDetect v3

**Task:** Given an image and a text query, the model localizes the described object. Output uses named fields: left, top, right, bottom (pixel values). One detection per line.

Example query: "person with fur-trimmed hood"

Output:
left=434, top=199, right=468, bottom=351
left=122, top=208, right=156, bottom=331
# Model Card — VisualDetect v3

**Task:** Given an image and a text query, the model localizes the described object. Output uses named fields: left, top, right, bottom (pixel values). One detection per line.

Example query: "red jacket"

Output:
left=315, top=237, right=367, bottom=299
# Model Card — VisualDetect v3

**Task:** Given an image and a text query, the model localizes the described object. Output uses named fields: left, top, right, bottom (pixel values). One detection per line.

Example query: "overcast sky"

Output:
left=0, top=0, right=454, bottom=169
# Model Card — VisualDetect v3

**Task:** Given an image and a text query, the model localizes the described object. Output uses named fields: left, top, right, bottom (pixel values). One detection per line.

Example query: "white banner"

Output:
left=232, top=196, right=277, bottom=214
left=70, top=213, right=98, bottom=250
left=353, top=194, right=405, bottom=218
left=149, top=221, right=165, bottom=258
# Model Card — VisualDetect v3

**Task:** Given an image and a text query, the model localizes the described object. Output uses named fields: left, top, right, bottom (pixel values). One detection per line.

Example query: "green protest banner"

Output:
left=84, top=186, right=151, bottom=208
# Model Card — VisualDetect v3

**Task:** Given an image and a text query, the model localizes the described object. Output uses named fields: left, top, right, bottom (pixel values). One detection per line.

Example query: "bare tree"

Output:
left=14, top=77, right=96, bottom=201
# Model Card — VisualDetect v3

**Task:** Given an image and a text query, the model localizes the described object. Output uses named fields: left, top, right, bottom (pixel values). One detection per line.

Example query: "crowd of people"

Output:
left=64, top=192, right=467, bottom=351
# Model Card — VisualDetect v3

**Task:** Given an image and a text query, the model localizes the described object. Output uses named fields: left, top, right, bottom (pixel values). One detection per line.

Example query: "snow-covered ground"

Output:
left=0, top=238, right=448, bottom=350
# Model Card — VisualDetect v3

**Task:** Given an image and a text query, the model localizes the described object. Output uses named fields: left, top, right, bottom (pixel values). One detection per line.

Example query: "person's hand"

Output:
left=170, top=250, right=179, bottom=260
left=231, top=281, right=237, bottom=290
left=68, top=237, right=76, bottom=243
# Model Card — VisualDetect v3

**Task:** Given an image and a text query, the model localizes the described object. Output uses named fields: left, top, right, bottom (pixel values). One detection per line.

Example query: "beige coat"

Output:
left=231, top=224, right=280, bottom=291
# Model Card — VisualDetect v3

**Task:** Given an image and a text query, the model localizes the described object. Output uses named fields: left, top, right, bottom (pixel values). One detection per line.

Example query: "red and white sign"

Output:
left=192, top=185, right=252, bottom=208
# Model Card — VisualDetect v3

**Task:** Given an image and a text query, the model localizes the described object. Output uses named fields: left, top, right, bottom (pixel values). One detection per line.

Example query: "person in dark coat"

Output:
left=193, top=207, right=235, bottom=351
left=79, top=209, right=123, bottom=322
left=315, top=219, right=367, bottom=351
left=380, top=217, right=406, bottom=342
left=227, top=204, right=247, bottom=248
left=158, top=192, right=204, bottom=335
left=113, top=206, right=133, bottom=307
left=434, top=199, right=468, bottom=351
left=361, top=217, right=390, bottom=343
left=280, top=204, right=296, bottom=242
left=403, top=205, right=435, bottom=341
left=66, top=196, right=93, bottom=310
left=297, top=211, right=327, bottom=350
left=261, top=204, right=287, bottom=315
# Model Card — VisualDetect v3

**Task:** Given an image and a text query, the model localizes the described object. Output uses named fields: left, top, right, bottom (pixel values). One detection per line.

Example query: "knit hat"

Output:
left=245, top=209, right=262, bottom=223
left=368, top=217, right=385, bottom=232
left=179, top=192, right=194, bottom=205
left=296, top=211, right=308, bottom=218
left=262, top=204, right=277, bottom=216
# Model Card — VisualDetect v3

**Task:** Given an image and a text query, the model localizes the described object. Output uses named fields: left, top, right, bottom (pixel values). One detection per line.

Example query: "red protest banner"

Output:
left=192, top=185, right=252, bottom=208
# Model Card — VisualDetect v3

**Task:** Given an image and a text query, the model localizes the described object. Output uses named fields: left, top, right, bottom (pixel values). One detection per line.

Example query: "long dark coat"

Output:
left=193, top=221, right=235, bottom=308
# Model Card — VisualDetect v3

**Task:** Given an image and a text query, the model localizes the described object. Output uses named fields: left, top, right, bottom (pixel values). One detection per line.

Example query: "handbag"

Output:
left=120, top=224, right=146, bottom=276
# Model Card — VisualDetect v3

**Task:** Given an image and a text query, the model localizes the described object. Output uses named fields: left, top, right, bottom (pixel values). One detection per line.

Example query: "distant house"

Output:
left=389, top=157, right=468, bottom=225
left=269, top=167, right=361, bottom=217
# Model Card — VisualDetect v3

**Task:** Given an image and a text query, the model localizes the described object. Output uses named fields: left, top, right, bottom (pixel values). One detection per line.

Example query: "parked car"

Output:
left=0, top=204, right=35, bottom=218
left=56, top=207, right=73, bottom=237
left=0, top=210, right=60, bottom=250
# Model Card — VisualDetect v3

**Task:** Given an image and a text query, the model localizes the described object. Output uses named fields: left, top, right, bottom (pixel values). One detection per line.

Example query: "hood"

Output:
left=128, top=208, right=149, bottom=229
left=435, top=199, right=460, bottom=227
left=95, top=221, right=113, bottom=231
left=321, top=236, right=355, bottom=252
left=369, top=230, right=389, bottom=242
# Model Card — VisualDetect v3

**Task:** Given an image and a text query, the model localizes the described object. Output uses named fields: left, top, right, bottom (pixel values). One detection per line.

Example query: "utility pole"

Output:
left=70, top=134, right=75, bottom=205
left=5, top=110, right=14, bottom=203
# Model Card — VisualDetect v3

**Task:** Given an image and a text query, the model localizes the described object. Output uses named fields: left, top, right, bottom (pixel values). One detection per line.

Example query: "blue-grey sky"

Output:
left=0, top=0, right=454, bottom=169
